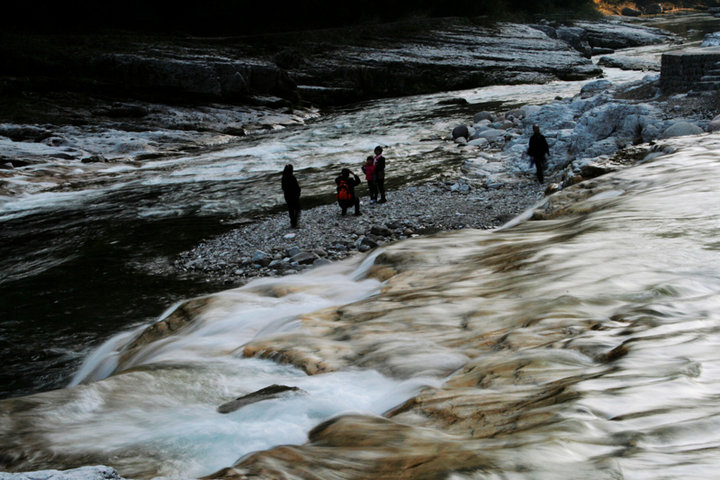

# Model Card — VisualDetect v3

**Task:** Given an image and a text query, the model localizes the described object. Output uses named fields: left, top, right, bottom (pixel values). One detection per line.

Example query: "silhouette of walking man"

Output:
left=281, top=164, right=301, bottom=228
left=527, top=124, right=549, bottom=184
left=373, top=146, right=387, bottom=203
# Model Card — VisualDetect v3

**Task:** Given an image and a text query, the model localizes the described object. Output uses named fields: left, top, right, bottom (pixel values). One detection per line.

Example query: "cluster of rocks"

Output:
left=450, top=72, right=719, bottom=190
left=529, top=17, right=675, bottom=58
left=618, top=3, right=665, bottom=17
left=0, top=466, right=126, bottom=480
left=174, top=179, right=545, bottom=286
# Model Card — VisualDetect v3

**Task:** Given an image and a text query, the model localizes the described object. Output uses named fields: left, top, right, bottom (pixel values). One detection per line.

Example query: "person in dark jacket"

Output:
left=527, top=124, right=550, bottom=184
left=281, top=164, right=301, bottom=228
left=373, top=146, right=387, bottom=203
left=335, top=168, right=362, bottom=216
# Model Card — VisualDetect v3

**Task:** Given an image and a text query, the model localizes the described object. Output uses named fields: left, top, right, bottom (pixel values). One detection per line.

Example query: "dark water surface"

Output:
left=0, top=210, right=232, bottom=398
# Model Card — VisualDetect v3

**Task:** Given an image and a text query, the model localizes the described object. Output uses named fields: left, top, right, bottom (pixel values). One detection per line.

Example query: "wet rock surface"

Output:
left=1, top=15, right=675, bottom=116
left=0, top=466, right=127, bottom=480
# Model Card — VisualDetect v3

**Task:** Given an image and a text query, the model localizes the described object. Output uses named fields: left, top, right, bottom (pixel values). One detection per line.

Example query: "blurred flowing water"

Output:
left=5, top=15, right=720, bottom=475
left=3, top=134, right=720, bottom=479
left=0, top=63, right=647, bottom=399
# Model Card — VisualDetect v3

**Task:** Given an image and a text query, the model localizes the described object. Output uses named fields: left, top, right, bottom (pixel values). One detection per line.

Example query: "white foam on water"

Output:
left=44, top=250, right=434, bottom=477
left=71, top=251, right=385, bottom=383
left=0, top=189, right=108, bottom=221
left=49, top=358, right=439, bottom=478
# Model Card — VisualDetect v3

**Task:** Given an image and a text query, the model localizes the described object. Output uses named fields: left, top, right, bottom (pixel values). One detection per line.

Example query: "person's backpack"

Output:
left=337, top=179, right=352, bottom=201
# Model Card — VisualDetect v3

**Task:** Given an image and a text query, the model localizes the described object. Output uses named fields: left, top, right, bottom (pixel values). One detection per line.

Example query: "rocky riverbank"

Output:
left=173, top=59, right=720, bottom=287
left=173, top=174, right=547, bottom=286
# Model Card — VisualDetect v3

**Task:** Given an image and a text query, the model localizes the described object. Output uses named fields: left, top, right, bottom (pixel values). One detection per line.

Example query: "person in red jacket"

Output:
left=335, top=168, right=362, bottom=216
left=362, top=156, right=378, bottom=203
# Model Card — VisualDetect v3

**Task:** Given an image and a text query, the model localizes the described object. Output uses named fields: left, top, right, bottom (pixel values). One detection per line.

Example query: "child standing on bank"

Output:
left=362, top=156, right=378, bottom=203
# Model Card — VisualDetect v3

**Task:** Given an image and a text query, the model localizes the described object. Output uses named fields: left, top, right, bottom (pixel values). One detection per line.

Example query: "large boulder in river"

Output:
left=641, top=123, right=663, bottom=142
left=556, top=26, right=592, bottom=58
left=663, top=121, right=704, bottom=138
left=571, top=102, right=660, bottom=157
left=452, top=125, right=470, bottom=140
left=621, top=7, right=642, bottom=17
left=580, top=79, right=613, bottom=97
left=473, top=128, right=506, bottom=143
left=574, top=20, right=674, bottom=50
left=473, top=111, right=495, bottom=123
left=582, top=137, right=621, bottom=159
left=524, top=102, right=577, bottom=132
left=707, top=114, right=720, bottom=132
left=0, top=124, right=52, bottom=142
left=701, top=32, right=720, bottom=47
left=597, top=55, right=660, bottom=71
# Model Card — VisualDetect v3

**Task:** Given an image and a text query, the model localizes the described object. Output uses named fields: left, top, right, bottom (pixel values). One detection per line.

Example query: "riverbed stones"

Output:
left=370, top=225, right=392, bottom=237
left=707, top=114, right=720, bottom=131
left=251, top=251, right=270, bottom=266
left=702, top=32, right=720, bottom=47
left=580, top=79, right=613, bottom=97
left=451, top=125, right=470, bottom=140
left=291, top=251, right=318, bottom=265
left=473, top=128, right=505, bottom=143
left=473, top=111, right=495, bottom=123
left=663, top=121, right=704, bottom=138
left=81, top=154, right=107, bottom=163
left=575, top=20, right=675, bottom=49
left=642, top=123, right=662, bottom=142
left=556, top=26, right=592, bottom=57
left=600, top=54, right=660, bottom=71
left=468, top=137, right=490, bottom=148
left=621, top=7, right=642, bottom=17
left=0, top=124, right=52, bottom=142
left=0, top=466, right=128, bottom=480
left=174, top=178, right=545, bottom=286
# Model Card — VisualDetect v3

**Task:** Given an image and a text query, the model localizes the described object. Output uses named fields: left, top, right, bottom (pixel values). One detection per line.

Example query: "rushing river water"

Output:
left=3, top=133, right=720, bottom=479
left=3, top=15, right=720, bottom=478
left=0, top=54, right=650, bottom=400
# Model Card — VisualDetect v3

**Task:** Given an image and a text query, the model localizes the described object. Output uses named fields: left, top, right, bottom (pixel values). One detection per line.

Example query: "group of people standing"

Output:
left=361, top=146, right=387, bottom=205
left=282, top=129, right=548, bottom=229
left=280, top=145, right=388, bottom=227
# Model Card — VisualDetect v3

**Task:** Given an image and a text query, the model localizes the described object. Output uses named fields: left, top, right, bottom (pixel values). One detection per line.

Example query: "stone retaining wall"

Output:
left=661, top=47, right=720, bottom=93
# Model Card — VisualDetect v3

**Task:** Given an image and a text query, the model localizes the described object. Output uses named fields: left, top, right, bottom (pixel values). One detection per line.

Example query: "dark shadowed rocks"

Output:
left=0, top=18, right=604, bottom=109
left=451, top=125, right=470, bottom=140
left=621, top=7, right=642, bottom=17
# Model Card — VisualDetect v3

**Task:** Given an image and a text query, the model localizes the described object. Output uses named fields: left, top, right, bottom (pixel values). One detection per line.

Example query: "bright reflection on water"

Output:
left=3, top=135, right=720, bottom=479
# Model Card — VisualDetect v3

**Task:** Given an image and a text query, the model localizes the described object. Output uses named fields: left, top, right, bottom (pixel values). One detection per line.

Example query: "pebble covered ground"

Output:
left=173, top=171, right=547, bottom=286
